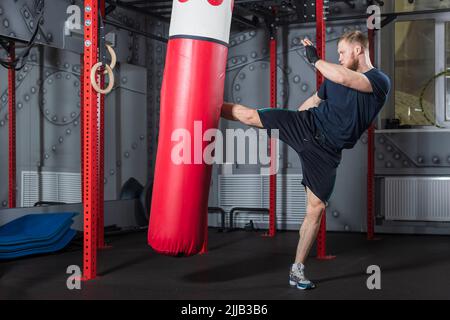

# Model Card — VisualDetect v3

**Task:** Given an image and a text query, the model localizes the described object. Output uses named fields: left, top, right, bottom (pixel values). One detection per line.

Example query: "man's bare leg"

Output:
left=289, top=187, right=324, bottom=289
left=295, top=187, right=326, bottom=264
left=221, top=102, right=263, bottom=128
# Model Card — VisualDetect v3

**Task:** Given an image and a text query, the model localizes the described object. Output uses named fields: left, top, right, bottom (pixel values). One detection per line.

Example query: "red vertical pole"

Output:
left=82, top=0, right=99, bottom=281
left=97, top=0, right=106, bottom=249
left=268, top=35, right=277, bottom=237
left=80, top=57, right=84, bottom=208
left=316, top=0, right=334, bottom=260
left=8, top=43, right=16, bottom=209
left=367, top=29, right=375, bottom=240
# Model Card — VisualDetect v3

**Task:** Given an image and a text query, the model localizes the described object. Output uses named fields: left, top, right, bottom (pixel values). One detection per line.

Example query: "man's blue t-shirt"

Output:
left=310, top=68, right=391, bottom=150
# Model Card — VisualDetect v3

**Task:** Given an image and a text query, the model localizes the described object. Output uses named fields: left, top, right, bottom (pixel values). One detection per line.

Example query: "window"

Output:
left=394, top=20, right=435, bottom=126
left=395, top=0, right=450, bottom=13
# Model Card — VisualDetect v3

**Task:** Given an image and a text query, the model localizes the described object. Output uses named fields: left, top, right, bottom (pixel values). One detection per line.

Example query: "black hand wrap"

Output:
left=305, top=45, right=320, bottom=65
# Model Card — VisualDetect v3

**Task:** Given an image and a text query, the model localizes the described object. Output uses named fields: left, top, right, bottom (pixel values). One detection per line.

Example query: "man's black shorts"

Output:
left=257, top=108, right=342, bottom=203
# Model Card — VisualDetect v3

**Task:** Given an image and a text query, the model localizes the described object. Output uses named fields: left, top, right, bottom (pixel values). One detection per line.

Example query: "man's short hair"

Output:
left=338, top=30, right=369, bottom=49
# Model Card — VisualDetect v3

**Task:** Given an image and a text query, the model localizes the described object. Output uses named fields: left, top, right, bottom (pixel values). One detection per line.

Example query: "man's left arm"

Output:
left=314, top=60, right=373, bottom=93
left=301, top=39, right=373, bottom=93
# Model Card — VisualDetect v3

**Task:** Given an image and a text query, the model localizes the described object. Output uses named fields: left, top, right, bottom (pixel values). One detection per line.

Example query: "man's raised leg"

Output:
left=221, top=102, right=263, bottom=128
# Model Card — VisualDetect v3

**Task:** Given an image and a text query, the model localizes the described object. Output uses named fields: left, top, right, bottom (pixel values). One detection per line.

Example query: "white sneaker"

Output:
left=289, top=264, right=316, bottom=290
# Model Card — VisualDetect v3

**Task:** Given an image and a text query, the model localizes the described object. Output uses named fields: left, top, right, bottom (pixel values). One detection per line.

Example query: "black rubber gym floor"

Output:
left=1, top=229, right=450, bottom=300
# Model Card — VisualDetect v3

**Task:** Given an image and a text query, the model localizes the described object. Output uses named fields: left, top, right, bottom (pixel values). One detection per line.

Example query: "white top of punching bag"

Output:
left=169, top=0, right=234, bottom=45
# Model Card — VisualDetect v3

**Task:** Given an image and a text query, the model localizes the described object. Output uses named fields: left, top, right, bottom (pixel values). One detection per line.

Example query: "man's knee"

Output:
left=310, top=197, right=325, bottom=210
left=306, top=199, right=325, bottom=223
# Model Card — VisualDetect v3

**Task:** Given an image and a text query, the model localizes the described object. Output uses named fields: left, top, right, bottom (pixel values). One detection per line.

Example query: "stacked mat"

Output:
left=0, top=212, right=79, bottom=260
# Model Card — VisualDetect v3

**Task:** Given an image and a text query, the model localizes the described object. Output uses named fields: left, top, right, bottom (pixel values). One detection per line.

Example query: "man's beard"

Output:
left=348, top=58, right=359, bottom=71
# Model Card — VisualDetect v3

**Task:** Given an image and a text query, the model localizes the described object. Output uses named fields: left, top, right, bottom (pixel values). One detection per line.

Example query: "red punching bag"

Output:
left=148, top=0, right=234, bottom=256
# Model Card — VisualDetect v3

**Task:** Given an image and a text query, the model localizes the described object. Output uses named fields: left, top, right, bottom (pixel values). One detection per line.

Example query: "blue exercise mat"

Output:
left=0, top=229, right=77, bottom=260
left=0, top=212, right=78, bottom=245
left=0, top=220, right=73, bottom=253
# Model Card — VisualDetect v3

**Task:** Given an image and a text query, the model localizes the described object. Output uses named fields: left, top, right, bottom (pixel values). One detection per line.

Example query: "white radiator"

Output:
left=384, top=177, right=450, bottom=222
left=21, top=171, right=81, bottom=207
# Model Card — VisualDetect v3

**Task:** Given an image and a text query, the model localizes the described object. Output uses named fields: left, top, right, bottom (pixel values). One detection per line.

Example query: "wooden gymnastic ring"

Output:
left=90, top=62, right=114, bottom=94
